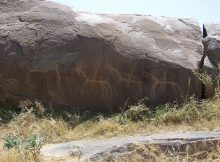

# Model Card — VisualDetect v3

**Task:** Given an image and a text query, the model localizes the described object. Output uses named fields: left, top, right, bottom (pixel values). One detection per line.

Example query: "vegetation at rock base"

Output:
left=1, top=94, right=220, bottom=161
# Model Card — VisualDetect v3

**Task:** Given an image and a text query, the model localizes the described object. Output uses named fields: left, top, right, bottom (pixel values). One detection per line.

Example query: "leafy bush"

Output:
left=4, top=134, right=22, bottom=150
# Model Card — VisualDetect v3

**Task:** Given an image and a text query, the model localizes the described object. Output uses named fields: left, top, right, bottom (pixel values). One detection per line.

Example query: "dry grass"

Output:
left=1, top=97, right=220, bottom=161
left=0, top=149, right=37, bottom=162
left=116, top=142, right=220, bottom=162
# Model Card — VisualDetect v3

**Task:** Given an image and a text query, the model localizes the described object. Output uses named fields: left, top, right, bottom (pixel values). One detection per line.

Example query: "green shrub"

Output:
left=4, top=134, right=22, bottom=150
left=0, top=107, right=15, bottom=123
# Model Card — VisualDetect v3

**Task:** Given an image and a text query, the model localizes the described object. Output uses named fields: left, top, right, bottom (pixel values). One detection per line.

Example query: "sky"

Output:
left=52, top=0, right=220, bottom=25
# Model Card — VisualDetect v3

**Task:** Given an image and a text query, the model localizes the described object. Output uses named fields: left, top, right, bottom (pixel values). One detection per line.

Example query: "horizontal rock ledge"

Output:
left=40, top=131, right=220, bottom=162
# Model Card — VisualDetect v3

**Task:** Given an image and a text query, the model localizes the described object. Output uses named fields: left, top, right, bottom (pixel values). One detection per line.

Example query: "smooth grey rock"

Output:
left=203, top=36, right=220, bottom=68
left=40, top=131, right=220, bottom=162
left=203, top=23, right=220, bottom=67
left=204, top=23, right=220, bottom=36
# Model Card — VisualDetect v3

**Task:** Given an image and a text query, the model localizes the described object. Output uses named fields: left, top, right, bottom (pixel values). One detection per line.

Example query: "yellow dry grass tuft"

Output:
left=0, top=149, right=37, bottom=162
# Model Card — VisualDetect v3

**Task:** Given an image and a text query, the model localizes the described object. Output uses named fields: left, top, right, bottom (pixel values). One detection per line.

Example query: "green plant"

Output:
left=3, top=134, right=44, bottom=161
left=154, top=104, right=170, bottom=124
left=24, top=134, right=42, bottom=149
left=4, top=134, right=22, bottom=150
left=0, top=107, right=16, bottom=123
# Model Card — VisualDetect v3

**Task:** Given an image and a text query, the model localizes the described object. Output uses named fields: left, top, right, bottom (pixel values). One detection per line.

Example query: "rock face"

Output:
left=0, top=0, right=212, bottom=111
left=40, top=131, right=220, bottom=162
left=201, top=24, right=220, bottom=98
left=203, top=23, right=220, bottom=69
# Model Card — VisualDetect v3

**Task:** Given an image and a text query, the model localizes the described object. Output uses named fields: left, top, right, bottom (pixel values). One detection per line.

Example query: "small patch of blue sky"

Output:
left=52, top=0, right=220, bottom=25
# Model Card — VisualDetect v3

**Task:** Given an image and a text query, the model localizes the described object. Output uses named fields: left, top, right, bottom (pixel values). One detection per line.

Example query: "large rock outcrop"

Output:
left=0, top=0, right=213, bottom=111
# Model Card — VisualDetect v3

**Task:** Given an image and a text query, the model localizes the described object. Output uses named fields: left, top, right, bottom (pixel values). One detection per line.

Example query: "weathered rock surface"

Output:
left=204, top=23, right=220, bottom=36
left=40, top=131, right=220, bottom=161
left=0, top=0, right=213, bottom=111
left=200, top=23, right=220, bottom=98
left=203, top=23, right=220, bottom=69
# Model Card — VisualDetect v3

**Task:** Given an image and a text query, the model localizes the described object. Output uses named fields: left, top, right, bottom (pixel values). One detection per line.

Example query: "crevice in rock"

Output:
left=18, top=16, right=25, bottom=22
left=199, top=24, right=208, bottom=99
left=203, top=24, right=208, bottom=38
